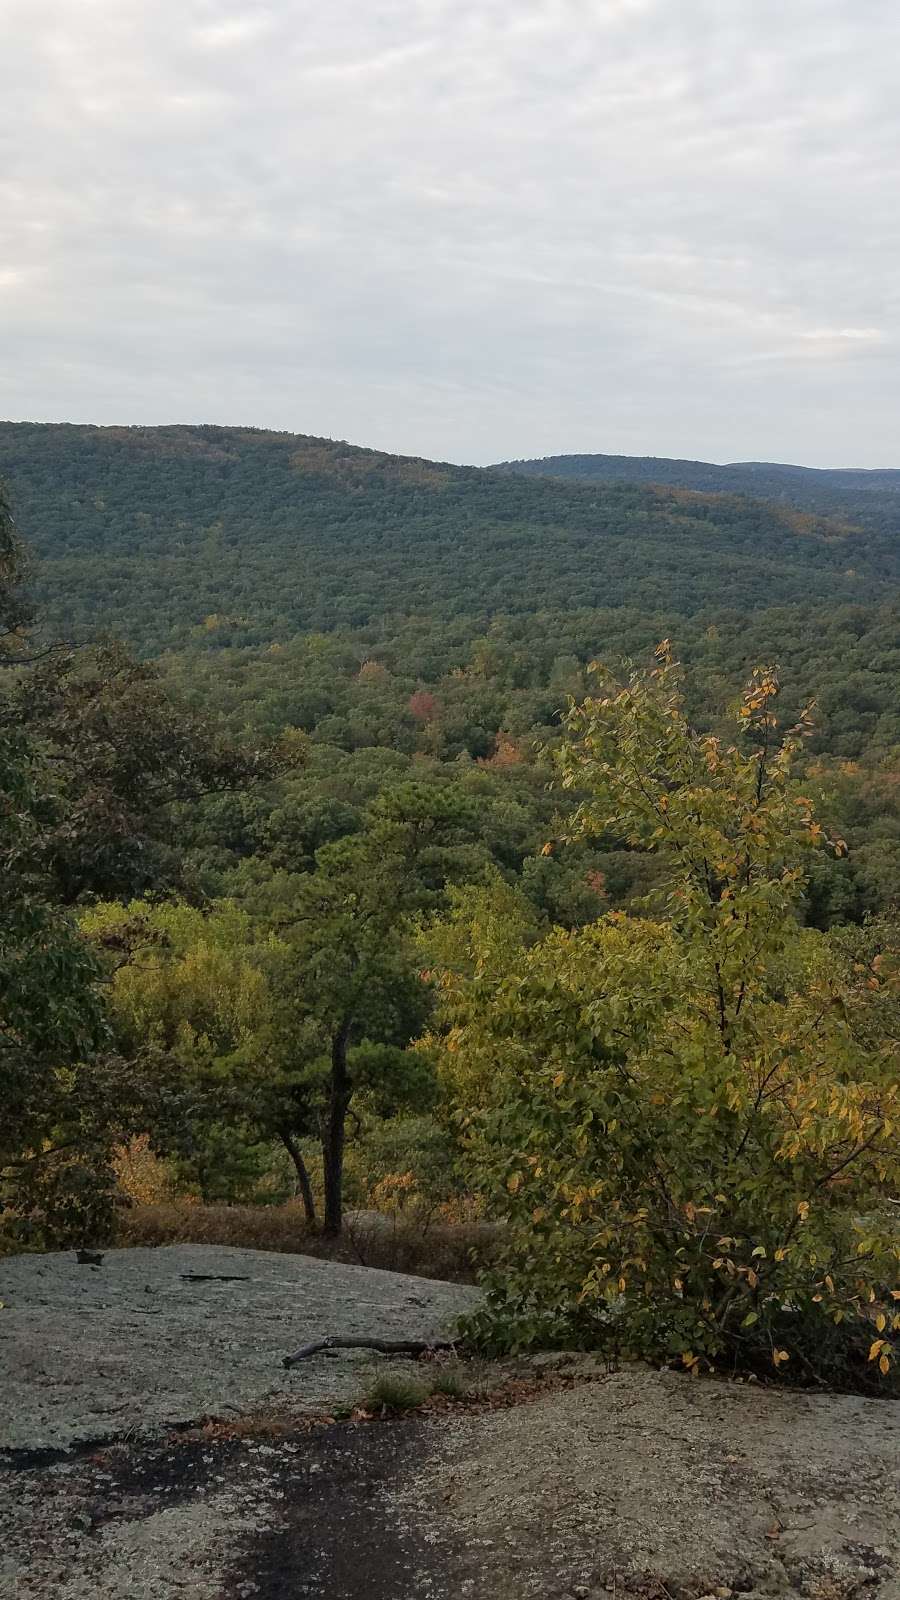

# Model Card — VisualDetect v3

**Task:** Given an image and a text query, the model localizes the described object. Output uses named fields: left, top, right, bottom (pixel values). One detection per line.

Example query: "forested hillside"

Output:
left=496, top=450, right=900, bottom=534
left=1, top=420, right=899, bottom=926
left=0, top=423, right=897, bottom=653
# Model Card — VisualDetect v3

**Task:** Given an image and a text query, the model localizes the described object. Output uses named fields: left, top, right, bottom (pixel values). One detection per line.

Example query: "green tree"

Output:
left=0, top=731, right=117, bottom=1244
left=83, top=869, right=433, bottom=1234
left=7, top=641, right=303, bottom=902
left=429, top=651, right=900, bottom=1386
left=277, top=830, right=431, bottom=1234
left=259, top=779, right=501, bottom=1233
left=1, top=478, right=296, bottom=1243
left=0, top=494, right=123, bottom=1245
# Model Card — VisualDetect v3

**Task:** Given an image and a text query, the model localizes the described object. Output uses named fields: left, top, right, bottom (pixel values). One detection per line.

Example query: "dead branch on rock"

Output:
left=282, top=1335, right=457, bottom=1369
left=180, top=1273, right=251, bottom=1283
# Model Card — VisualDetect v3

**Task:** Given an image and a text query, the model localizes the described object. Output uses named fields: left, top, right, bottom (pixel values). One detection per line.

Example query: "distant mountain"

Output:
left=0, top=422, right=896, bottom=656
left=493, top=453, right=900, bottom=532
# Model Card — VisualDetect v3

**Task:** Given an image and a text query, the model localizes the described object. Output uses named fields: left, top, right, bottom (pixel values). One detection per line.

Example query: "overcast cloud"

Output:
left=2, top=0, right=899, bottom=466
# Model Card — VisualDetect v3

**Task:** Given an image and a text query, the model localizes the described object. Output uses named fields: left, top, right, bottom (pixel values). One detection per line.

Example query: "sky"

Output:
left=3, top=0, right=900, bottom=467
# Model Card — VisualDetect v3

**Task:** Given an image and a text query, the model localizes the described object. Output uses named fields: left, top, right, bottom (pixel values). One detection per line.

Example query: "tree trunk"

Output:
left=278, top=1129, right=317, bottom=1226
left=322, top=1019, right=353, bottom=1236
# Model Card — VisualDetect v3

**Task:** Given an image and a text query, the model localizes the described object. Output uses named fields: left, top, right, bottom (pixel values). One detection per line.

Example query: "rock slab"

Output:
left=0, top=1243, right=479, bottom=1452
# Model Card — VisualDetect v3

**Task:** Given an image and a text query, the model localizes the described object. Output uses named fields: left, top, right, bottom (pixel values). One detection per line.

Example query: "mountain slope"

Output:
left=0, top=423, right=895, bottom=654
left=494, top=452, right=900, bottom=533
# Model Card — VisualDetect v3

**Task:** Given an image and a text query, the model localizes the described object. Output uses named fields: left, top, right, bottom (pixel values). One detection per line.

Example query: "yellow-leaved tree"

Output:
left=427, top=648, right=900, bottom=1389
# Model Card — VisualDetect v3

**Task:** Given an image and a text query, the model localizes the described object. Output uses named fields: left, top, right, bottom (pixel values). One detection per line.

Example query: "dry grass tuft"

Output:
left=360, top=1371, right=430, bottom=1413
left=425, top=1362, right=470, bottom=1400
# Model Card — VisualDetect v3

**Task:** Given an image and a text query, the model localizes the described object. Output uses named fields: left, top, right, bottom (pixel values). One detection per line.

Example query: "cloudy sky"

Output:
left=3, top=0, right=899, bottom=466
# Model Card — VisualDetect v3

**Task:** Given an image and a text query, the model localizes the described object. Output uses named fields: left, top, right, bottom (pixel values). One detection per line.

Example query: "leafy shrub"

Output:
left=112, top=1135, right=178, bottom=1205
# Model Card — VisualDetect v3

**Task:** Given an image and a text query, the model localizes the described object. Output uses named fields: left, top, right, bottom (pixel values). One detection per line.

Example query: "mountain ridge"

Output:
left=2, top=420, right=894, bottom=656
left=492, top=451, right=900, bottom=526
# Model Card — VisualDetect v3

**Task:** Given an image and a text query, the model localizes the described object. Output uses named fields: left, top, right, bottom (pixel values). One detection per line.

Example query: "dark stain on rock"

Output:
left=224, top=1418, right=453, bottom=1600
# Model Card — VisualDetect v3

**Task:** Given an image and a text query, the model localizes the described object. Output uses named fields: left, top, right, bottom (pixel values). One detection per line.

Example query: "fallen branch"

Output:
left=180, top=1273, right=250, bottom=1283
left=282, top=1335, right=457, bottom=1369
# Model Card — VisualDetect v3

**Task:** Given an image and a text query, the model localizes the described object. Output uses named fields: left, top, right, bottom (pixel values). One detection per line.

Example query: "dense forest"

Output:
left=2, top=422, right=899, bottom=1385
left=1, top=421, right=898, bottom=921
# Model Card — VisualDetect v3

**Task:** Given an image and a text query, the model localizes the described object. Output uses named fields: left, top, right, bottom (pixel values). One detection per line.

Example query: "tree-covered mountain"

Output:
left=494, top=451, right=900, bottom=533
left=0, top=422, right=896, bottom=654
left=1, top=420, right=899, bottom=925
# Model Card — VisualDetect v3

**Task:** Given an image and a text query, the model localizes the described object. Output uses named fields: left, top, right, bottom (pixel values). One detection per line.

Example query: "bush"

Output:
left=113, top=1135, right=178, bottom=1205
